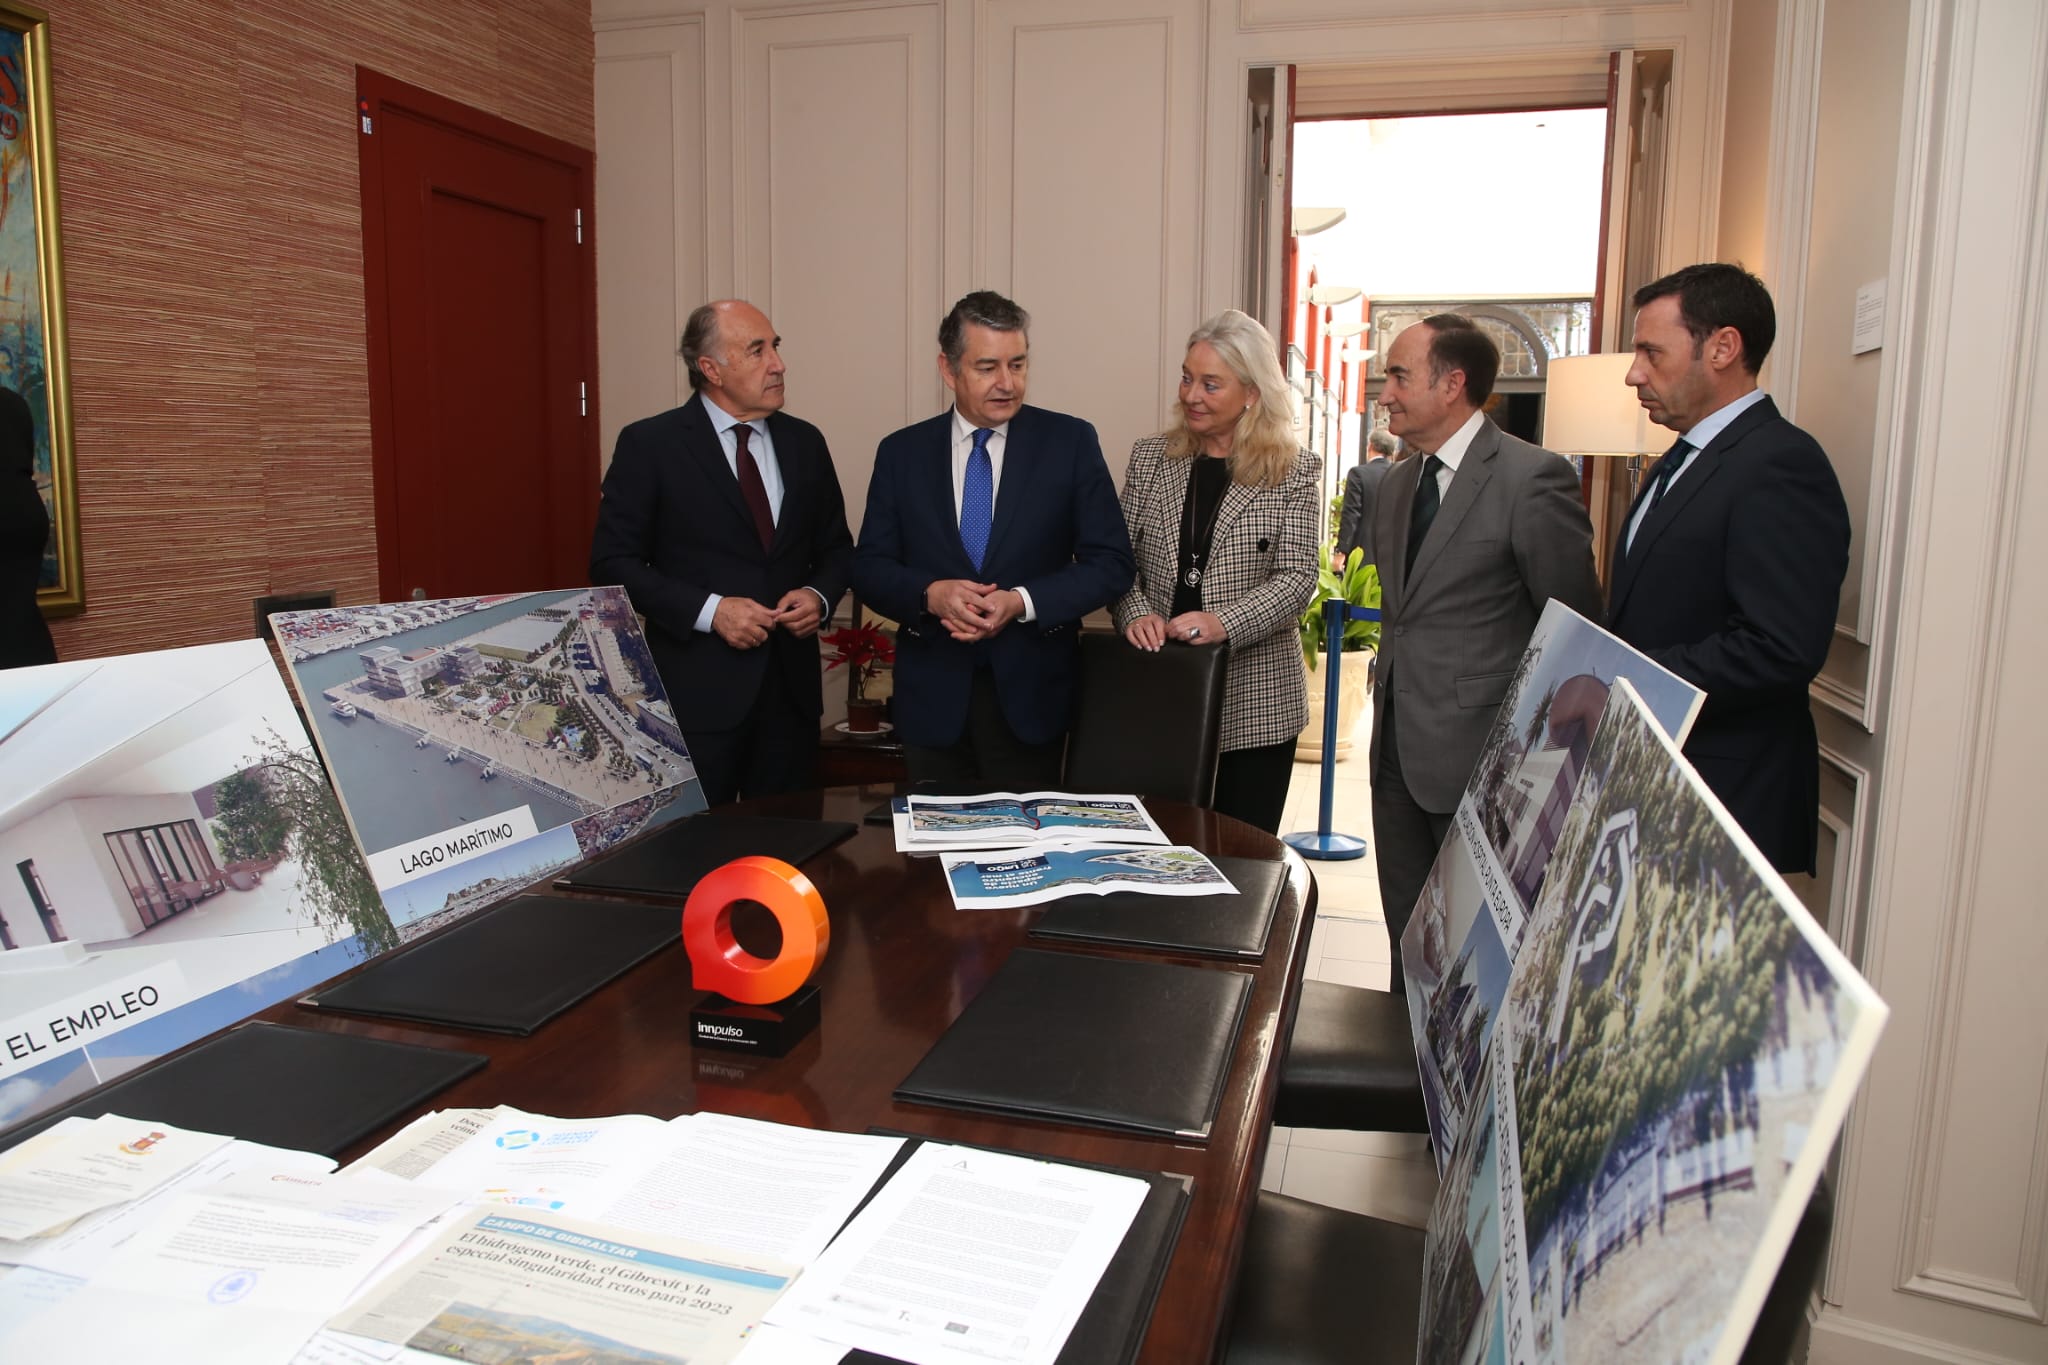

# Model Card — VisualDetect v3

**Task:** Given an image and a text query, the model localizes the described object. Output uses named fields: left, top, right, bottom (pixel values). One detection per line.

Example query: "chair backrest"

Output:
left=1063, top=633, right=1228, bottom=805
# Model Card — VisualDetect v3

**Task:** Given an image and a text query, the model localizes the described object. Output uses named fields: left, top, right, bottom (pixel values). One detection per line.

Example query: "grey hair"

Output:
left=938, top=291, right=1030, bottom=367
left=1367, top=427, right=1399, bottom=458
left=679, top=303, right=721, bottom=391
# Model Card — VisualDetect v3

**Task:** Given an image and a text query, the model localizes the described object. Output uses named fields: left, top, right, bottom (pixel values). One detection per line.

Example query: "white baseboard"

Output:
left=1811, top=1313, right=2038, bottom=1365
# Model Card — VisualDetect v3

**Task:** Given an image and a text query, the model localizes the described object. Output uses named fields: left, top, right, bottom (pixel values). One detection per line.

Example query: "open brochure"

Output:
left=900, top=792, right=1168, bottom=850
left=942, top=843, right=1238, bottom=910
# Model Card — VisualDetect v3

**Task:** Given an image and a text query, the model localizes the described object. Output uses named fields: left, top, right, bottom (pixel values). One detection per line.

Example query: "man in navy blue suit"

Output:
left=1608, top=263, right=1850, bottom=874
left=855, top=292, right=1134, bottom=787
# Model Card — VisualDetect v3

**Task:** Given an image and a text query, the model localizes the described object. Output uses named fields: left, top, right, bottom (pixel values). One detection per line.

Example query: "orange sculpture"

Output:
left=681, top=856, right=830, bottom=1005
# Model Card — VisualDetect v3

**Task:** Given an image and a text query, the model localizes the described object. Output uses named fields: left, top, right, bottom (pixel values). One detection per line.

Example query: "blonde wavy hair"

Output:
left=1162, top=308, right=1300, bottom=489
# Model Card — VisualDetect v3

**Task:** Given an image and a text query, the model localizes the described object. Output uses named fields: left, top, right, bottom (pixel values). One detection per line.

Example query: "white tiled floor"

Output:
left=1260, top=698, right=1441, bottom=1227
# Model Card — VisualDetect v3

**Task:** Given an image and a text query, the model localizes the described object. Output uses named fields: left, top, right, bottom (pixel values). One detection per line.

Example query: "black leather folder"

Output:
left=301, top=894, right=678, bottom=1034
left=840, top=1135, right=1191, bottom=1365
left=1028, top=855, right=1285, bottom=959
left=0, top=1021, right=486, bottom=1157
left=894, top=948, right=1253, bottom=1140
left=558, top=812, right=856, bottom=898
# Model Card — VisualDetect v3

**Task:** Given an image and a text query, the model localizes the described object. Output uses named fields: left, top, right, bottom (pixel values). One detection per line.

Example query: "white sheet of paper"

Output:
left=592, top=1113, right=902, bottom=1264
left=0, top=1113, right=232, bottom=1240
left=2, top=1169, right=460, bottom=1365
left=764, top=1142, right=1147, bottom=1365
left=734, top=1323, right=860, bottom=1365
left=5, top=1138, right=335, bottom=1279
left=411, top=1107, right=672, bottom=1210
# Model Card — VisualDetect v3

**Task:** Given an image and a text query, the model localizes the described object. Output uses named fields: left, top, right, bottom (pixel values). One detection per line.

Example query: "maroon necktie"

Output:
left=733, top=422, right=775, bottom=551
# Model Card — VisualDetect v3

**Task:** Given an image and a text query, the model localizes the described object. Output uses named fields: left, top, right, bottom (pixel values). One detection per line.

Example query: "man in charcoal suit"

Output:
left=590, top=300, right=853, bottom=805
left=1334, top=426, right=1399, bottom=570
left=1608, top=263, right=1850, bottom=874
left=853, top=291, right=1134, bottom=788
left=1370, top=315, right=1602, bottom=991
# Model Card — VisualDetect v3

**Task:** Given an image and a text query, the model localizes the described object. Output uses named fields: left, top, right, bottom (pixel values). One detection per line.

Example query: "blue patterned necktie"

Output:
left=960, top=427, right=994, bottom=571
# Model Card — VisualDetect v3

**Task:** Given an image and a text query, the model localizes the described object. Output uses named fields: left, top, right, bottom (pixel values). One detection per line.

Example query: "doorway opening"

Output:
left=1285, top=108, right=1610, bottom=481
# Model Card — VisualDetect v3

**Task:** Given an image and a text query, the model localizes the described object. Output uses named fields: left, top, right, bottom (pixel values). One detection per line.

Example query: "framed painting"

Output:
left=0, top=5, right=79, bottom=616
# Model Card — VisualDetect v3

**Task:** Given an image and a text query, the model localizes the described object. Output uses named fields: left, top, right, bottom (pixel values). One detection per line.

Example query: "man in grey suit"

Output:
left=1370, top=315, right=1602, bottom=991
left=1334, top=427, right=1398, bottom=569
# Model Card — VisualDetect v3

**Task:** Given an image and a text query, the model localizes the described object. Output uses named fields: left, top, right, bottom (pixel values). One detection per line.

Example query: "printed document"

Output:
left=942, top=842, right=1237, bottom=910
left=900, top=792, right=1168, bottom=851
left=0, top=1112, right=231, bottom=1240
left=344, top=1107, right=505, bottom=1183
left=764, top=1141, right=1146, bottom=1365
left=2, top=1168, right=460, bottom=1365
left=332, top=1206, right=796, bottom=1365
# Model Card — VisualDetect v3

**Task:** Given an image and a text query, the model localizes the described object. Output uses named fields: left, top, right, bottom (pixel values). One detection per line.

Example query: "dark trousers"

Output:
left=904, top=669, right=1066, bottom=791
left=682, top=659, right=817, bottom=806
left=1371, top=696, right=1452, bottom=994
left=1211, top=739, right=1297, bottom=835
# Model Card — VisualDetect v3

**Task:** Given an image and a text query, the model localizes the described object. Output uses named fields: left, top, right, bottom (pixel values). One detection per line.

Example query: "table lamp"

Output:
left=1542, top=352, right=1659, bottom=584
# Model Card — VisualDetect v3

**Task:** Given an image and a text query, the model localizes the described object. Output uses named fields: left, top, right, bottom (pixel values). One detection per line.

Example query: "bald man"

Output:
left=590, top=300, right=853, bottom=804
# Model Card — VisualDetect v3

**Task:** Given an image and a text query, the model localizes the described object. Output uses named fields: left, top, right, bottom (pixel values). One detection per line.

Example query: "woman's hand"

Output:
left=1167, top=610, right=1226, bottom=646
left=1124, top=614, right=1170, bottom=652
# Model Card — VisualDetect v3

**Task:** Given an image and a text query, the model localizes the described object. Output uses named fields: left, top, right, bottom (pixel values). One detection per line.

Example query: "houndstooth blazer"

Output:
left=1111, top=435, right=1322, bottom=751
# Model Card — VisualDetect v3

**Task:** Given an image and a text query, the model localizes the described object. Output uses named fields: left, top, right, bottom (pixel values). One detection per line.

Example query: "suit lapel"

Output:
left=1377, top=454, right=1421, bottom=614
left=681, top=399, right=757, bottom=544
left=1150, top=453, right=1194, bottom=582
left=925, top=413, right=977, bottom=575
left=763, top=412, right=799, bottom=553
left=1404, top=421, right=1498, bottom=601
left=1610, top=396, right=1780, bottom=617
left=982, top=407, right=1031, bottom=570
left=1209, top=474, right=1260, bottom=557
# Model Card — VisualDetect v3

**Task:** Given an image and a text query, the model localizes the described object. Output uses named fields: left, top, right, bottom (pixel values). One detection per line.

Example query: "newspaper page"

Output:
left=764, top=1142, right=1146, bottom=1365
left=901, top=792, right=1168, bottom=849
left=941, top=843, right=1236, bottom=910
left=333, top=1207, right=796, bottom=1365
left=343, top=1108, right=506, bottom=1184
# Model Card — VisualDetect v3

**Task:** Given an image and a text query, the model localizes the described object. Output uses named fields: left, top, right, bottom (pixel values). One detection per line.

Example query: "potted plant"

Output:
left=1295, top=544, right=1382, bottom=761
left=822, top=618, right=896, bottom=732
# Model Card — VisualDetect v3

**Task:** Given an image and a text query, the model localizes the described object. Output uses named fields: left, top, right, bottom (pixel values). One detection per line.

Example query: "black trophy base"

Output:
left=689, top=984, right=821, bottom=1056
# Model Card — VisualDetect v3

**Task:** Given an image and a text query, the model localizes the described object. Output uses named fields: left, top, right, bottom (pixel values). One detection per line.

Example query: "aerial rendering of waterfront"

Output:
left=274, top=588, right=699, bottom=866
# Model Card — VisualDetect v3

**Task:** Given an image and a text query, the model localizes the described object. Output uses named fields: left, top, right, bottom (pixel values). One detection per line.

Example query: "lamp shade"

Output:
left=1542, top=353, right=1657, bottom=457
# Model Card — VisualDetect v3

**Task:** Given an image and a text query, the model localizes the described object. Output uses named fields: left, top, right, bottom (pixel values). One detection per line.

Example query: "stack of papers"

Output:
left=893, top=792, right=1238, bottom=911
left=0, top=1106, right=1150, bottom=1365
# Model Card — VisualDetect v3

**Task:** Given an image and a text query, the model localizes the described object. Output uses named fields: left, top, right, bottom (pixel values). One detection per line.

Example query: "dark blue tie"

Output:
left=1627, top=439, right=1691, bottom=554
left=960, top=427, right=994, bottom=571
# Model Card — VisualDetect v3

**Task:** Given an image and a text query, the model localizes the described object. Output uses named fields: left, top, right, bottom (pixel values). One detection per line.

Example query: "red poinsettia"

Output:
left=820, top=622, right=895, bottom=696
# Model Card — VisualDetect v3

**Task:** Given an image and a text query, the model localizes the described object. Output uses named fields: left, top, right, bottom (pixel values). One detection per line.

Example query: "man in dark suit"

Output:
left=854, top=291, right=1134, bottom=788
left=1608, top=263, right=1850, bottom=874
left=590, top=300, right=853, bottom=805
left=1334, top=427, right=1397, bottom=569
left=1371, top=315, right=1602, bottom=991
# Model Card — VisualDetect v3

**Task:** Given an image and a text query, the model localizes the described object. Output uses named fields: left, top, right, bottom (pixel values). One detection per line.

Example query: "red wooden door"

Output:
left=357, top=70, right=597, bottom=601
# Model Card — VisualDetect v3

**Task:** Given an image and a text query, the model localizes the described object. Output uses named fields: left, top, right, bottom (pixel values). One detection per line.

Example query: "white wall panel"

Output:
left=736, top=4, right=942, bottom=531
left=981, top=0, right=1204, bottom=478
left=594, top=20, right=706, bottom=469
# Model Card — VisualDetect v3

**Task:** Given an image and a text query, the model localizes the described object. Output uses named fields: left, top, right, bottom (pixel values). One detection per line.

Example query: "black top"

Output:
left=1171, top=455, right=1232, bottom=617
left=0, top=386, right=55, bottom=670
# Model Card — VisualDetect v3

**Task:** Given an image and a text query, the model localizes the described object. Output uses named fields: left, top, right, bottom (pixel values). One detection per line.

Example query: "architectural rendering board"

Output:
left=271, top=588, right=706, bottom=938
left=1403, top=602, right=1704, bottom=1162
left=1418, top=680, right=1886, bottom=1365
left=0, top=641, right=390, bottom=1129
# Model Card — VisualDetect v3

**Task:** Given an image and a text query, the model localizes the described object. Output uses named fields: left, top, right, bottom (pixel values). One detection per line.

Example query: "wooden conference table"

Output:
left=251, top=784, right=1320, bottom=1364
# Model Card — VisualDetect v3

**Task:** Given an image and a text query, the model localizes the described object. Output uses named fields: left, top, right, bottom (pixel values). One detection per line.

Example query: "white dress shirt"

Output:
left=948, top=409, right=1036, bottom=621
left=1417, top=408, right=1487, bottom=497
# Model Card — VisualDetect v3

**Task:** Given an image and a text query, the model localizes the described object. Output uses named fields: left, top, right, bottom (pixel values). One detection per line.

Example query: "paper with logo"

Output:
left=941, top=843, right=1238, bottom=910
left=1401, top=601, right=1705, bottom=1168
left=0, top=1112, right=230, bottom=1239
left=271, top=587, right=707, bottom=945
left=2, top=1168, right=460, bottom=1365
left=1416, top=680, right=1888, bottom=1365
left=331, top=1205, right=796, bottom=1365
left=341, top=1106, right=507, bottom=1184
left=900, top=792, right=1168, bottom=850
left=764, top=1141, right=1148, bottom=1365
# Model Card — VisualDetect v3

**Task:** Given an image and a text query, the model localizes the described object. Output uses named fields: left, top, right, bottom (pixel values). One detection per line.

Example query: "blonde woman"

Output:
left=1113, top=310, right=1321, bottom=833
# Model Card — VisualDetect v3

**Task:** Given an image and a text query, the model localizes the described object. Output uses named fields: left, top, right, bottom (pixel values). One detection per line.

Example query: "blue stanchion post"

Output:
left=1283, top=599, right=1381, bottom=861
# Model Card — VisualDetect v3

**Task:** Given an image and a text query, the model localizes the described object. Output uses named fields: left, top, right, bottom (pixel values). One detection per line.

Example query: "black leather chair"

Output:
left=1063, top=634, right=1229, bottom=806
left=1223, top=1178, right=1835, bottom=1365
left=1274, top=979, right=1429, bottom=1133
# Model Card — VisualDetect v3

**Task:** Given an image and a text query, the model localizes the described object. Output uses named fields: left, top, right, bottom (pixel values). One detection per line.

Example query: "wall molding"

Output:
left=1889, top=0, right=2048, bottom=1326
